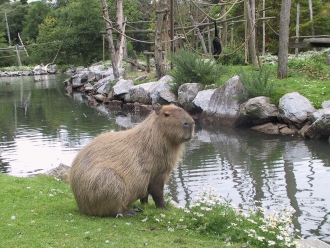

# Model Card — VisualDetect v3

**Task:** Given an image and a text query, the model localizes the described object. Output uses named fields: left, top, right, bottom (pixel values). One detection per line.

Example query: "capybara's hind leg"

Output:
left=122, top=209, right=138, bottom=216
left=140, top=194, right=149, bottom=204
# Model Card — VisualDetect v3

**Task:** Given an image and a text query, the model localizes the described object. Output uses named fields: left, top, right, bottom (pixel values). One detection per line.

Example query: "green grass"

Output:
left=0, top=174, right=299, bottom=248
left=0, top=174, right=236, bottom=248
left=218, top=61, right=330, bottom=109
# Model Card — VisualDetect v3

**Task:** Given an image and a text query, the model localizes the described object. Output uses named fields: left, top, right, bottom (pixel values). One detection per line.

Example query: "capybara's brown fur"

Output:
left=70, top=104, right=195, bottom=217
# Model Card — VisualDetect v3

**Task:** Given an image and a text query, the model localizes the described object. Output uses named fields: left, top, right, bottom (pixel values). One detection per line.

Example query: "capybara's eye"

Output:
left=164, top=113, right=170, bottom=117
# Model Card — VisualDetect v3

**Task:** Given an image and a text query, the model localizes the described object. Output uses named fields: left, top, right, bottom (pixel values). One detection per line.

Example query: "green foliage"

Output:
left=236, top=65, right=276, bottom=101
left=31, top=0, right=104, bottom=65
left=21, top=1, right=52, bottom=41
left=218, top=46, right=245, bottom=66
left=168, top=49, right=225, bottom=94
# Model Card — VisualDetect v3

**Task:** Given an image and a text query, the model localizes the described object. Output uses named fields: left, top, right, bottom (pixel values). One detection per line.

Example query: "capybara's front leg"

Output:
left=148, top=181, right=169, bottom=210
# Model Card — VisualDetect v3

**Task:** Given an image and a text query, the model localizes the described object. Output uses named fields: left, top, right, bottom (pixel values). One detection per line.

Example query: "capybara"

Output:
left=70, top=104, right=195, bottom=217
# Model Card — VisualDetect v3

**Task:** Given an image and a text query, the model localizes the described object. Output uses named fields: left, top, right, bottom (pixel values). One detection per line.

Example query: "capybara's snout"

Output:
left=183, top=119, right=195, bottom=140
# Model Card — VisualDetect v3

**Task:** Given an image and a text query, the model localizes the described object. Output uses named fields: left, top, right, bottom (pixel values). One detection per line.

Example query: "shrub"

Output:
left=218, top=47, right=245, bottom=66
left=168, top=49, right=225, bottom=95
left=236, top=65, right=276, bottom=101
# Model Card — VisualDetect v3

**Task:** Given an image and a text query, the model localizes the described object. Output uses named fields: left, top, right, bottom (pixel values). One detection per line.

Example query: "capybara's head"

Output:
left=154, top=104, right=195, bottom=143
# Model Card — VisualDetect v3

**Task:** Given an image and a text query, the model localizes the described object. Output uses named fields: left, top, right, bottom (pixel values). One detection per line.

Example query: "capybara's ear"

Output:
left=153, top=103, right=162, bottom=115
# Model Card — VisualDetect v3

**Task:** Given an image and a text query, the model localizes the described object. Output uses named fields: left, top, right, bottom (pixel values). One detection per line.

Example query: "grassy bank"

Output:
left=0, top=174, right=299, bottom=248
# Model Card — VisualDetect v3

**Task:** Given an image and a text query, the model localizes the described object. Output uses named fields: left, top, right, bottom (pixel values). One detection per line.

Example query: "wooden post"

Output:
left=15, top=45, right=22, bottom=66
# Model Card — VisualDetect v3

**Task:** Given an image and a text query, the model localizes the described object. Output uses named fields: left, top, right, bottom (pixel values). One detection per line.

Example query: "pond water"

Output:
left=0, top=75, right=329, bottom=243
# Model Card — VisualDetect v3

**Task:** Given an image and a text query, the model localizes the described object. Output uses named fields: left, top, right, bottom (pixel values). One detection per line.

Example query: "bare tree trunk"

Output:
left=308, top=0, right=315, bottom=36
left=154, top=0, right=168, bottom=79
left=116, top=0, right=126, bottom=69
left=262, top=0, right=265, bottom=56
left=221, top=4, right=227, bottom=49
left=189, top=5, right=207, bottom=54
left=245, top=0, right=258, bottom=66
left=277, top=0, right=292, bottom=79
left=101, top=0, right=119, bottom=79
left=244, top=1, right=249, bottom=64
left=295, top=2, right=300, bottom=58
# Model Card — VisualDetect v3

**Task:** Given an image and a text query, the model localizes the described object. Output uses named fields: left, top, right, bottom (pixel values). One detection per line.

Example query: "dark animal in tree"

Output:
left=212, top=20, right=222, bottom=60
left=70, top=104, right=195, bottom=217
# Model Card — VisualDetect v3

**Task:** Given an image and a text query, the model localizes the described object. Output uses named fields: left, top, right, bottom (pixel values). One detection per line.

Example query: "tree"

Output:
left=277, top=0, right=292, bottom=79
left=244, top=0, right=257, bottom=66
left=33, top=0, right=104, bottom=65
left=21, top=1, right=52, bottom=42
left=0, top=1, right=28, bottom=44
left=101, top=0, right=119, bottom=78
left=154, top=0, right=168, bottom=79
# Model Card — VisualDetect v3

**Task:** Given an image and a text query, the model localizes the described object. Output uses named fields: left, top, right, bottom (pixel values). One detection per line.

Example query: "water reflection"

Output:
left=168, top=126, right=330, bottom=242
left=0, top=75, right=329, bottom=243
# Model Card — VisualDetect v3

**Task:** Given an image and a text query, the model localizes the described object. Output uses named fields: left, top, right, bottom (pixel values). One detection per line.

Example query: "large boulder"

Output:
left=278, top=92, right=315, bottom=128
left=129, top=75, right=175, bottom=105
left=200, top=76, right=247, bottom=127
left=71, top=72, right=88, bottom=89
left=150, top=75, right=176, bottom=105
left=303, top=109, right=330, bottom=140
left=178, top=83, right=204, bottom=111
left=113, top=79, right=134, bottom=99
left=239, top=96, right=279, bottom=126
left=192, top=89, right=216, bottom=111
left=94, top=68, right=124, bottom=81
left=93, top=75, right=113, bottom=94
left=322, top=100, right=330, bottom=109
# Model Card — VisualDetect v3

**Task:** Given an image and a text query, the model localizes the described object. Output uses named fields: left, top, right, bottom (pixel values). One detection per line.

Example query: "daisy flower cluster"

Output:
left=186, top=187, right=299, bottom=247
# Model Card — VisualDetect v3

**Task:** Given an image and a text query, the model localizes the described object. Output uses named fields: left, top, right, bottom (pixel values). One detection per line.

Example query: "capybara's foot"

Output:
left=122, top=209, right=138, bottom=216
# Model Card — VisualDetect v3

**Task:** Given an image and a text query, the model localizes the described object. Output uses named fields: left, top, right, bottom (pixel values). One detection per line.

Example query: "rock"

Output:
left=239, top=96, right=279, bottom=126
left=93, top=76, right=113, bottom=94
left=84, top=82, right=94, bottom=92
left=304, top=112, right=330, bottom=140
left=71, top=72, right=88, bottom=89
left=178, top=83, right=204, bottom=111
left=113, top=79, right=134, bottom=97
left=134, top=75, right=148, bottom=81
left=94, top=94, right=107, bottom=102
left=75, top=66, right=86, bottom=73
left=129, top=75, right=175, bottom=105
left=33, top=64, right=47, bottom=75
left=46, top=64, right=57, bottom=74
left=251, top=122, right=280, bottom=134
left=322, top=100, right=330, bottom=109
left=150, top=75, right=176, bottom=105
left=278, top=92, right=315, bottom=128
left=279, top=125, right=298, bottom=135
left=129, top=81, right=154, bottom=104
left=158, top=88, right=177, bottom=104
left=200, top=76, right=247, bottom=127
left=192, top=89, right=216, bottom=111
left=44, top=163, right=70, bottom=183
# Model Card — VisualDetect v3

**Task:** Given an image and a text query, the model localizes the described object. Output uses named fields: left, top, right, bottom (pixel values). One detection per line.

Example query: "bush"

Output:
left=236, top=65, right=276, bottom=101
left=168, top=49, right=225, bottom=95
left=218, top=47, right=245, bottom=66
